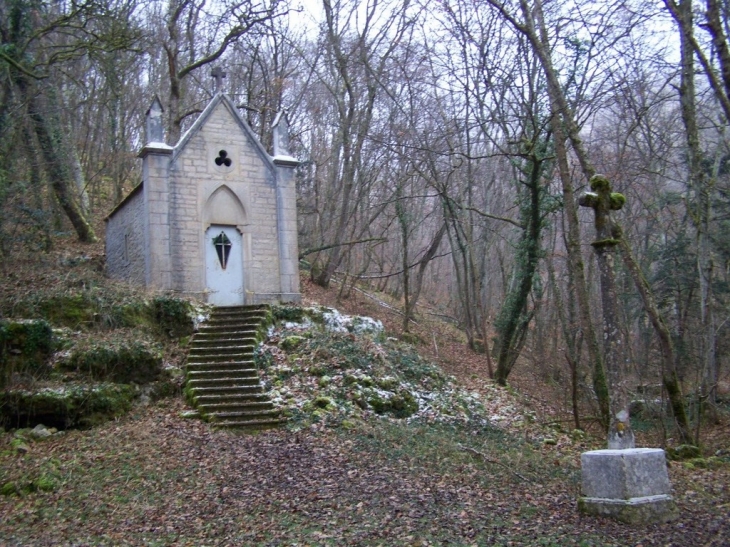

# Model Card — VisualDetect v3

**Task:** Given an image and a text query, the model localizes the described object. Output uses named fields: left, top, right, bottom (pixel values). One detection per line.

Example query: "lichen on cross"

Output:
left=578, top=174, right=626, bottom=246
left=211, top=66, right=226, bottom=94
left=579, top=174, right=634, bottom=449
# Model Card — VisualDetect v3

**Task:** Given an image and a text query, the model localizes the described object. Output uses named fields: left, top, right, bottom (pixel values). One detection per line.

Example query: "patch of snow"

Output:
left=320, top=308, right=383, bottom=334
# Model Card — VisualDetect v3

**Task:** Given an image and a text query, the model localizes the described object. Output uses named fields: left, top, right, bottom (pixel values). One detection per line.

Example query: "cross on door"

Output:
left=212, top=231, right=232, bottom=269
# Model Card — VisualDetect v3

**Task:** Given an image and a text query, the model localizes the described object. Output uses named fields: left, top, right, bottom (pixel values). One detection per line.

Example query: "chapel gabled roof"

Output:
left=172, top=93, right=275, bottom=173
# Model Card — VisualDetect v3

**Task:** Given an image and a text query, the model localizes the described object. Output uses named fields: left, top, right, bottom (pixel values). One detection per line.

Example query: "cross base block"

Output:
left=578, top=448, right=678, bottom=524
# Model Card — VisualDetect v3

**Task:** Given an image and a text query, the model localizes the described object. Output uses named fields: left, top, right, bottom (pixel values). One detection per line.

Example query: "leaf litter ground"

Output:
left=1, top=398, right=727, bottom=546
left=1, top=271, right=729, bottom=545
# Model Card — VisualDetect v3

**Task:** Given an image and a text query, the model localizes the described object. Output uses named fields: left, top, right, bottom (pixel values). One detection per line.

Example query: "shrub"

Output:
left=0, top=319, right=54, bottom=388
left=152, top=296, right=195, bottom=337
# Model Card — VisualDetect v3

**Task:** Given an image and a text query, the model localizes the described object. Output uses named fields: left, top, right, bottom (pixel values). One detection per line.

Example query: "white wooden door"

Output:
left=205, top=225, right=244, bottom=306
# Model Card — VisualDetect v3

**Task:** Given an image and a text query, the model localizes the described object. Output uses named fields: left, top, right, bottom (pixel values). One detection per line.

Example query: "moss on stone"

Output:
left=0, top=319, right=55, bottom=388
left=609, top=192, right=626, bottom=209
left=364, top=388, right=418, bottom=418
left=64, top=340, right=162, bottom=384
left=271, top=305, right=305, bottom=323
left=280, top=335, right=306, bottom=351
left=589, top=174, right=611, bottom=192
left=0, top=383, right=137, bottom=429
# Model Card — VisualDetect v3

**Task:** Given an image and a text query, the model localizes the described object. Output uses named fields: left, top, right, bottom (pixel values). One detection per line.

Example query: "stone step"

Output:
left=193, top=392, right=270, bottom=405
left=213, top=418, right=283, bottom=429
left=186, top=360, right=257, bottom=371
left=187, top=377, right=263, bottom=389
left=213, top=305, right=267, bottom=314
left=198, top=400, right=274, bottom=413
left=187, top=370, right=260, bottom=381
left=191, top=327, right=256, bottom=344
left=198, top=321, right=262, bottom=331
left=191, top=335, right=257, bottom=345
left=190, top=385, right=264, bottom=397
left=207, top=408, right=281, bottom=421
left=183, top=305, right=281, bottom=430
left=186, top=353, right=255, bottom=364
left=188, top=344, right=256, bottom=355
left=207, top=311, right=268, bottom=322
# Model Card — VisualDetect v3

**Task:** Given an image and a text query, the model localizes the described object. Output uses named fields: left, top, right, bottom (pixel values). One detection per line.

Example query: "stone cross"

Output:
left=579, top=175, right=634, bottom=449
left=211, top=67, right=226, bottom=93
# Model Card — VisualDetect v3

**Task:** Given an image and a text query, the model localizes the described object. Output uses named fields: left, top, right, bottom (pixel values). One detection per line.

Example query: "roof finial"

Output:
left=211, top=66, right=226, bottom=94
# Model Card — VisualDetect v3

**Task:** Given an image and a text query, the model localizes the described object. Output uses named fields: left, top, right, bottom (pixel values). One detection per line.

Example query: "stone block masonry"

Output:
left=578, top=448, right=678, bottom=524
left=105, top=185, right=145, bottom=284
left=106, top=92, right=301, bottom=305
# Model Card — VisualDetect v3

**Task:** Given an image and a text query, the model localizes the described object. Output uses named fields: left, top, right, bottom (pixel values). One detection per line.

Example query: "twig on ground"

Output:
left=458, top=444, right=532, bottom=482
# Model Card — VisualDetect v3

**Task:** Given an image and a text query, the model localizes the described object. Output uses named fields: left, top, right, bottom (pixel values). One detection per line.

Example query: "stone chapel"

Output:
left=105, top=79, right=301, bottom=306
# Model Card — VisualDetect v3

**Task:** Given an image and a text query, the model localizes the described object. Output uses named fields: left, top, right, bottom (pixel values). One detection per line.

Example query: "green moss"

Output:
left=376, top=377, right=397, bottom=390
left=0, top=383, right=137, bottom=429
left=0, top=319, right=55, bottom=387
left=1, top=482, right=18, bottom=496
left=389, top=390, right=418, bottom=418
left=308, top=365, right=327, bottom=377
left=589, top=174, right=611, bottom=192
left=272, top=305, right=305, bottom=323
left=364, top=388, right=418, bottom=418
left=667, top=444, right=701, bottom=461
left=64, top=340, right=162, bottom=384
left=151, top=296, right=195, bottom=337
left=609, top=192, right=626, bottom=209
left=34, top=473, right=58, bottom=492
left=280, top=335, right=306, bottom=351
left=304, top=396, right=334, bottom=412
left=38, top=294, right=96, bottom=329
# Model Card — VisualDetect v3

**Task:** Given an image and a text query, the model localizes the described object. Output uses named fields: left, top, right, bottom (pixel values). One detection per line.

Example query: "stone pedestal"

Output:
left=578, top=448, right=678, bottom=524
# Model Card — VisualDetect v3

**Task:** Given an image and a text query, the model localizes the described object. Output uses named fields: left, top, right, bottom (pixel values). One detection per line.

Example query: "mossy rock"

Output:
left=279, top=335, right=306, bottom=351
left=304, top=396, right=335, bottom=412
left=0, top=319, right=55, bottom=388
left=365, top=388, right=418, bottom=418
left=37, top=294, right=97, bottom=329
left=9, top=290, right=196, bottom=338
left=389, top=390, right=418, bottom=418
left=308, top=364, right=328, bottom=377
left=63, top=340, right=163, bottom=384
left=376, top=376, right=398, bottom=390
left=272, top=305, right=306, bottom=323
left=0, top=383, right=137, bottom=429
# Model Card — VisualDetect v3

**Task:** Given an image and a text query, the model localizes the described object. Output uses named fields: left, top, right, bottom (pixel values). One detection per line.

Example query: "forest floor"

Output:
left=1, top=241, right=729, bottom=546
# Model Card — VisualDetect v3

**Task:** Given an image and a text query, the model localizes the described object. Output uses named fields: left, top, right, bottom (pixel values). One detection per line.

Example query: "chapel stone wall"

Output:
left=169, top=101, right=283, bottom=302
left=105, top=187, right=145, bottom=284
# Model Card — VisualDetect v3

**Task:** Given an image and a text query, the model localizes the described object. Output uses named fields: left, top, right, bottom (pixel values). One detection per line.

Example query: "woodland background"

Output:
left=2, top=0, right=730, bottom=444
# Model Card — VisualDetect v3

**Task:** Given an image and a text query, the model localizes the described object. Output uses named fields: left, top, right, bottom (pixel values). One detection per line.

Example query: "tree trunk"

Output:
left=494, top=143, right=545, bottom=385
left=619, top=239, right=693, bottom=445
left=19, top=79, right=97, bottom=243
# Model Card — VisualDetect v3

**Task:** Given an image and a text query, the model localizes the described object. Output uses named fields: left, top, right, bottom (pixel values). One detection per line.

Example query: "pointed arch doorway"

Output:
left=205, top=225, right=244, bottom=306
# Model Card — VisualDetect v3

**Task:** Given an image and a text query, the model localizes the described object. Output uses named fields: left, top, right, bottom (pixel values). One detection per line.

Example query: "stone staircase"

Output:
left=185, top=305, right=282, bottom=429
